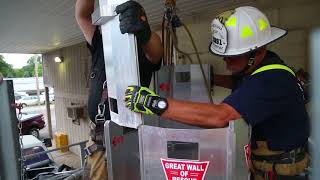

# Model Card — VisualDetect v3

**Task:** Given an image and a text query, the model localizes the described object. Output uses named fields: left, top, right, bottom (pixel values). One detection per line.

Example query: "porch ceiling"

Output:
left=0, top=0, right=252, bottom=54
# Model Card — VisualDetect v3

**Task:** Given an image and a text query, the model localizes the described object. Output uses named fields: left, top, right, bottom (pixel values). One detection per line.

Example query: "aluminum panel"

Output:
left=155, top=64, right=211, bottom=129
left=104, top=121, right=141, bottom=180
left=311, top=28, right=320, bottom=180
left=98, top=0, right=143, bottom=128
left=0, top=80, right=21, bottom=180
left=174, top=64, right=211, bottom=103
left=139, top=125, right=231, bottom=180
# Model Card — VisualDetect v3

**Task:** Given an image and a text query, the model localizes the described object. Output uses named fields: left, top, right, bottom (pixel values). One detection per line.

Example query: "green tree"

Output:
left=0, top=55, right=15, bottom=78
left=13, top=69, right=24, bottom=77
left=20, top=55, right=43, bottom=77
left=0, top=54, right=43, bottom=78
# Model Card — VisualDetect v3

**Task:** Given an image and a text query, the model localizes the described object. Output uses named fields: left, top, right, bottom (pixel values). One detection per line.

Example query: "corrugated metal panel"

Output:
left=43, top=42, right=91, bottom=155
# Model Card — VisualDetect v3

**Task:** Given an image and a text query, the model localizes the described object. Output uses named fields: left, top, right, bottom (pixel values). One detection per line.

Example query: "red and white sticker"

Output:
left=161, top=158, right=210, bottom=180
left=244, top=144, right=251, bottom=169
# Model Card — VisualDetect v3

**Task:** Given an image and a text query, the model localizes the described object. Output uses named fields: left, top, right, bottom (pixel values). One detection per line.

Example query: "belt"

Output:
left=251, top=146, right=307, bottom=164
left=84, top=143, right=105, bottom=156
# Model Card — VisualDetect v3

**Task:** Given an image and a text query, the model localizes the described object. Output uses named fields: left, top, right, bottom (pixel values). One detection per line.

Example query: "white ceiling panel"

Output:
left=0, top=0, right=253, bottom=54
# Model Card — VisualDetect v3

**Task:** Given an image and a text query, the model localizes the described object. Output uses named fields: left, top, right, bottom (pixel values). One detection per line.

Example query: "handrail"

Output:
left=23, top=140, right=88, bottom=167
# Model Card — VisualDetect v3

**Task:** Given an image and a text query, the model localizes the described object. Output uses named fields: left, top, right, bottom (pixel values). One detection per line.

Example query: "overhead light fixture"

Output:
left=54, top=56, right=63, bottom=63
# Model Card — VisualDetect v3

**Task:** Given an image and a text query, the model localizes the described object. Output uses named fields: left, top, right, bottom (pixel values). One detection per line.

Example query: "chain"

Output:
left=16, top=104, right=26, bottom=180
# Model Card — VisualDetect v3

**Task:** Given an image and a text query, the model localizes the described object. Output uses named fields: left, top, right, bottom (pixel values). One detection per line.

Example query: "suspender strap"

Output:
left=251, top=64, right=295, bottom=77
left=84, top=143, right=105, bottom=157
left=100, top=81, right=109, bottom=105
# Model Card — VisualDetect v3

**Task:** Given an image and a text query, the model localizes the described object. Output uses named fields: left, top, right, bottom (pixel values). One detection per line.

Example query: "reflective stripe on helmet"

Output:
left=241, top=26, right=254, bottom=39
left=251, top=64, right=295, bottom=76
left=258, top=19, right=268, bottom=31
left=225, top=16, right=237, bottom=27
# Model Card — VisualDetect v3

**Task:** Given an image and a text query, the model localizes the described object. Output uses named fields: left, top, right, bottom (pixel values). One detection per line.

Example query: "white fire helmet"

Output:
left=209, top=6, right=287, bottom=56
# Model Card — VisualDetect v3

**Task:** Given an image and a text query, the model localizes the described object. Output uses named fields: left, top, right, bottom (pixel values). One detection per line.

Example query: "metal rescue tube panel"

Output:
left=93, top=0, right=143, bottom=129
left=102, top=64, right=248, bottom=180
left=139, top=65, right=248, bottom=180
left=94, top=0, right=248, bottom=179
left=139, top=125, right=231, bottom=180
left=156, top=65, right=212, bottom=129
left=0, top=80, right=21, bottom=180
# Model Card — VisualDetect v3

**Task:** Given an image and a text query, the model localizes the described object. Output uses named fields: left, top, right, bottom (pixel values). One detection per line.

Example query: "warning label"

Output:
left=161, top=158, right=210, bottom=180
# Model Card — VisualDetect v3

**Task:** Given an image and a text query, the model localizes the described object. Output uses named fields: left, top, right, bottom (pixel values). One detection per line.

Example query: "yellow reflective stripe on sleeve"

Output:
left=251, top=64, right=296, bottom=76
left=258, top=19, right=268, bottom=31
left=241, top=26, right=253, bottom=39
left=225, top=16, right=237, bottom=27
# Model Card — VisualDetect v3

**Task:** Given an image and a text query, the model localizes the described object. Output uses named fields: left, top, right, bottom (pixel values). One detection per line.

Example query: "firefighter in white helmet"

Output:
left=124, top=6, right=310, bottom=180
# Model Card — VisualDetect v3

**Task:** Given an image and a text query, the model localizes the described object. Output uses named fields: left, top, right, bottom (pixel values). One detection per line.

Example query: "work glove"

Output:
left=124, top=86, right=168, bottom=116
left=115, top=1, right=151, bottom=45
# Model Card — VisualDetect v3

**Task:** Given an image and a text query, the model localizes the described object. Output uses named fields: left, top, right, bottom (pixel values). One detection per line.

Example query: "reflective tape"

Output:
left=258, top=19, right=268, bottom=31
left=251, top=64, right=296, bottom=76
left=225, top=16, right=237, bottom=27
left=241, top=26, right=253, bottom=39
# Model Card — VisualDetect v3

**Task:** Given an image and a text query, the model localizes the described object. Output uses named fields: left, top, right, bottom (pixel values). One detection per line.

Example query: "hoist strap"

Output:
left=251, top=64, right=295, bottom=77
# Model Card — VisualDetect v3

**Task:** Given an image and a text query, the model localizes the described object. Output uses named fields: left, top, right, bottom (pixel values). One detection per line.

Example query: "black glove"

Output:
left=115, top=1, right=151, bottom=45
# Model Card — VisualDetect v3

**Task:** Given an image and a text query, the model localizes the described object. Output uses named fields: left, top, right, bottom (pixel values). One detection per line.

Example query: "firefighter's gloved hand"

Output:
left=124, top=86, right=168, bottom=116
left=115, top=0, right=151, bottom=45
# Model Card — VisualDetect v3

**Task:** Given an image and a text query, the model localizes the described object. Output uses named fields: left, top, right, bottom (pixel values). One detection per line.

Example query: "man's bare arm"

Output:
left=143, top=32, right=163, bottom=65
left=162, top=99, right=241, bottom=128
left=75, top=0, right=96, bottom=45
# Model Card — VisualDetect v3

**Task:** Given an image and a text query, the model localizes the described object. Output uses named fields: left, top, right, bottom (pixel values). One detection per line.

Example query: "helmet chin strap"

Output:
left=233, top=51, right=256, bottom=77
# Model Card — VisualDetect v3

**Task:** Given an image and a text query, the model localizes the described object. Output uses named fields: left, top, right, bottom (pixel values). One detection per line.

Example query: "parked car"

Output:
left=16, top=95, right=40, bottom=107
left=19, top=113, right=45, bottom=138
left=39, top=93, right=55, bottom=104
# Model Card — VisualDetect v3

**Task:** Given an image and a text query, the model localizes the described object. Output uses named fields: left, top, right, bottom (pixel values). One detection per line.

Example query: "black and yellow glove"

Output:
left=124, top=86, right=168, bottom=116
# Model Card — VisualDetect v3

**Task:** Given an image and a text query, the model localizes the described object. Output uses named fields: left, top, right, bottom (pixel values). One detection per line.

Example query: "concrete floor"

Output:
left=49, top=139, right=83, bottom=169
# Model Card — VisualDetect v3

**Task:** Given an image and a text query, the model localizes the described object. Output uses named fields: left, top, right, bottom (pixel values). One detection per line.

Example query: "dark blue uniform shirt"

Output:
left=223, top=51, right=310, bottom=151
